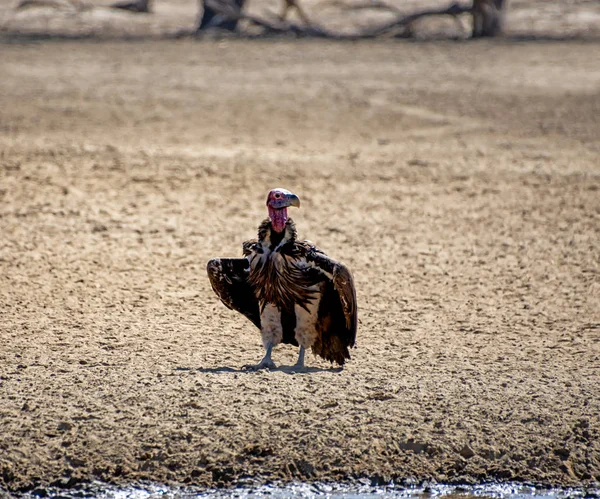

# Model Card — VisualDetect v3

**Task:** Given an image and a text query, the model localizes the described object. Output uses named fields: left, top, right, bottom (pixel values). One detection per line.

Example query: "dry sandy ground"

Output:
left=0, top=35, right=599, bottom=493
left=1, top=0, right=600, bottom=39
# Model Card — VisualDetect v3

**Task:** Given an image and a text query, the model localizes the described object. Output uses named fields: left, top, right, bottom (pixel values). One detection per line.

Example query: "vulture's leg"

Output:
left=292, top=346, right=306, bottom=371
left=243, top=344, right=276, bottom=371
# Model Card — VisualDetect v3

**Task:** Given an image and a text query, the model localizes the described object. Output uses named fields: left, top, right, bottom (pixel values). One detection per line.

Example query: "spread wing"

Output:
left=206, top=257, right=261, bottom=329
left=304, top=244, right=357, bottom=347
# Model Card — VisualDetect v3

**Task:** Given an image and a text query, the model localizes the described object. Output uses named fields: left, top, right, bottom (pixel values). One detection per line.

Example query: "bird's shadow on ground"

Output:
left=175, top=366, right=343, bottom=374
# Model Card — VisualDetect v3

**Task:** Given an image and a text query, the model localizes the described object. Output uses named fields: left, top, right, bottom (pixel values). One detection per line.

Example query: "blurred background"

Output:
left=1, top=0, right=600, bottom=39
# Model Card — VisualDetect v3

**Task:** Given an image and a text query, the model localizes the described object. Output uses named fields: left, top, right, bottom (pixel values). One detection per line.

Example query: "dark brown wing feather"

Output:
left=206, top=257, right=261, bottom=329
left=303, top=243, right=358, bottom=365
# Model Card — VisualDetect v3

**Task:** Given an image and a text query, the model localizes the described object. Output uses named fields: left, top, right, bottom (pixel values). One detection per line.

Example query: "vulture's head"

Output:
left=266, top=188, right=300, bottom=233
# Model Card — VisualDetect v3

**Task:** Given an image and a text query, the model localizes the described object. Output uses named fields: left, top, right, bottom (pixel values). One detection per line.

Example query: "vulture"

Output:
left=207, top=188, right=357, bottom=371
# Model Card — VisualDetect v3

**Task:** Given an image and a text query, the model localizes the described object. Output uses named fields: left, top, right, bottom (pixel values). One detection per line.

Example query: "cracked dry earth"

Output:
left=0, top=39, right=599, bottom=493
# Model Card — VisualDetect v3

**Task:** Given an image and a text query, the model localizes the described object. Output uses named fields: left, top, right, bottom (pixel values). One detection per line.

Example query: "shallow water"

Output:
left=11, top=482, right=600, bottom=499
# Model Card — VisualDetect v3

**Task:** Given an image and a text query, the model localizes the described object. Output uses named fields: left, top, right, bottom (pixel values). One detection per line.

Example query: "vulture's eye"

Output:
left=275, top=193, right=281, bottom=198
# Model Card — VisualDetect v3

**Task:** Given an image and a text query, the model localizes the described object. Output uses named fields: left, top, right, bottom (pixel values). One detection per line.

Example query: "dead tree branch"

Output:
left=324, top=0, right=403, bottom=15
left=361, top=2, right=471, bottom=37
left=16, top=0, right=87, bottom=10
left=196, top=0, right=331, bottom=36
left=195, top=0, right=506, bottom=38
left=351, top=0, right=506, bottom=38
left=110, top=0, right=151, bottom=13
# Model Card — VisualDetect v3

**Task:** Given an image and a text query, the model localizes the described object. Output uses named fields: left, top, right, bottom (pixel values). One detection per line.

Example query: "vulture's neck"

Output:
left=268, top=206, right=288, bottom=233
left=258, top=218, right=297, bottom=250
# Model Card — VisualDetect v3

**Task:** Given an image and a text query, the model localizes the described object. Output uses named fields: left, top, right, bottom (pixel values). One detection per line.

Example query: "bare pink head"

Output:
left=266, top=188, right=300, bottom=233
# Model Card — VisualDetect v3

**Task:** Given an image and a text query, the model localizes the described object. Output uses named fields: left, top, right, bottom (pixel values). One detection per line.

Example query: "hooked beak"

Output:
left=286, top=193, right=300, bottom=208
left=267, top=189, right=301, bottom=209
